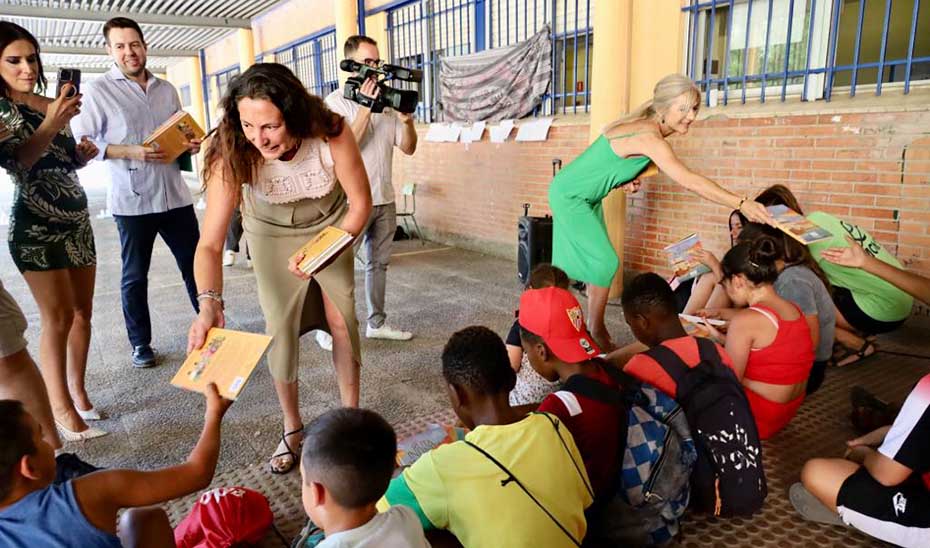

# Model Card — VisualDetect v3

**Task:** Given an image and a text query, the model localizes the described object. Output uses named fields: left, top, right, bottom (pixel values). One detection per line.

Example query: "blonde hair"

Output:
left=602, top=74, right=701, bottom=134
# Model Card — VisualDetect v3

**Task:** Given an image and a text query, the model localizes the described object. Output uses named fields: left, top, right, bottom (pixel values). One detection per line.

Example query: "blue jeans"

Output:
left=114, top=205, right=200, bottom=347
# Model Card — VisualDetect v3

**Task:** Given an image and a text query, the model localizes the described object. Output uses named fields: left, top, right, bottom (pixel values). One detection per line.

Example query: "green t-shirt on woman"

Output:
left=806, top=211, right=913, bottom=322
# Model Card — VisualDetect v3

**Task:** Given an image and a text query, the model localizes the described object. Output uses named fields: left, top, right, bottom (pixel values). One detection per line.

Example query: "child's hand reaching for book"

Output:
left=287, top=252, right=313, bottom=281
left=186, top=138, right=202, bottom=155
left=204, top=383, right=233, bottom=421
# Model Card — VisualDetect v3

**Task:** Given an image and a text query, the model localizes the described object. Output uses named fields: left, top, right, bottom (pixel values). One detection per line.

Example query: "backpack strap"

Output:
left=562, top=374, right=625, bottom=407
left=695, top=336, right=722, bottom=365
left=644, top=342, right=692, bottom=388
left=464, top=415, right=586, bottom=547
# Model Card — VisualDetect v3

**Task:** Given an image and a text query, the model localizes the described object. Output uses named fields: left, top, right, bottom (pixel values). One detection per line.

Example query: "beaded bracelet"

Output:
left=196, top=290, right=224, bottom=309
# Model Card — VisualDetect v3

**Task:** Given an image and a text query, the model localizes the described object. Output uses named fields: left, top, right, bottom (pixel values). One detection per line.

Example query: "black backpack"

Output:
left=645, top=337, right=767, bottom=516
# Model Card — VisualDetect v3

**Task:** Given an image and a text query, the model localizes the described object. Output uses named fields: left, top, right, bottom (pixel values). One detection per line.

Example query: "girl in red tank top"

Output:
left=704, top=236, right=814, bottom=439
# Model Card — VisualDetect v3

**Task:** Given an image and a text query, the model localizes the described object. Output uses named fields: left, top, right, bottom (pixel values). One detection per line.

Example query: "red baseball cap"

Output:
left=518, top=287, right=601, bottom=363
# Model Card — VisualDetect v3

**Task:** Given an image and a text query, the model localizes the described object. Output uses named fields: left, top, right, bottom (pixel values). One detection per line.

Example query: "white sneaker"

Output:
left=315, top=330, right=333, bottom=351
left=366, top=324, right=413, bottom=341
left=223, top=250, right=236, bottom=267
left=246, top=257, right=252, bottom=269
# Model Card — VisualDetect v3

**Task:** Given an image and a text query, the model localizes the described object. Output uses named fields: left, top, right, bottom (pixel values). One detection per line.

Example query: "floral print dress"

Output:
left=0, top=98, right=95, bottom=272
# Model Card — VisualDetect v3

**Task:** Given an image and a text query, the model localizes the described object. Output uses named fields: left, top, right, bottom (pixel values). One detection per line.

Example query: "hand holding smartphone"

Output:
left=55, top=68, right=82, bottom=98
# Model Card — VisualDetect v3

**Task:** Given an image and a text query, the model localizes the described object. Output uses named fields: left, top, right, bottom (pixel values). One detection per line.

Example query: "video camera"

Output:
left=340, top=59, right=422, bottom=114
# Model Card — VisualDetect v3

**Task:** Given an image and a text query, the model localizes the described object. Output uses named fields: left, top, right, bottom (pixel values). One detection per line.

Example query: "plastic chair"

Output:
left=397, top=183, right=425, bottom=244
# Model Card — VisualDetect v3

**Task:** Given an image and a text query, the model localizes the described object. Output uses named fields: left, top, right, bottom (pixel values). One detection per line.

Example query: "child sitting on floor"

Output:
left=378, top=326, right=594, bottom=547
left=506, top=264, right=570, bottom=407
left=792, top=372, right=930, bottom=547
left=300, top=408, right=429, bottom=547
left=702, top=236, right=814, bottom=439
left=0, top=384, right=232, bottom=548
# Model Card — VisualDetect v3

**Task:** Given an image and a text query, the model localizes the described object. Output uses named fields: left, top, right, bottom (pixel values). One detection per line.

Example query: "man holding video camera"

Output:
left=324, top=35, right=418, bottom=344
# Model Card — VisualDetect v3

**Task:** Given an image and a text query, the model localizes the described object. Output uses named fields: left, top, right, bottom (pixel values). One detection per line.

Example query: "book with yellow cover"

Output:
left=767, top=204, right=833, bottom=246
left=171, top=328, right=272, bottom=400
left=289, top=226, right=354, bottom=276
left=143, top=110, right=205, bottom=163
left=639, top=162, right=659, bottom=178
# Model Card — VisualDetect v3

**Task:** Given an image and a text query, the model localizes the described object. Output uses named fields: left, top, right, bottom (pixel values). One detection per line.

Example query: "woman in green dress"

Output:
left=549, top=74, right=773, bottom=350
left=0, top=22, right=105, bottom=441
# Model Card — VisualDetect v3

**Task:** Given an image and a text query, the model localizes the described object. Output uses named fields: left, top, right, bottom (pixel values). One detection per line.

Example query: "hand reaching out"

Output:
left=821, top=235, right=869, bottom=269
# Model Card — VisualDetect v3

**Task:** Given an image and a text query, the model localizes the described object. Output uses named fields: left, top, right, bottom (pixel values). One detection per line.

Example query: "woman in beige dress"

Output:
left=188, top=64, right=372, bottom=473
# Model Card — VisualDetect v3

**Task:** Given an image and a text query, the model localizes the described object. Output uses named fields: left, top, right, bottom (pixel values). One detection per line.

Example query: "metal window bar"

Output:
left=270, top=29, right=339, bottom=98
left=684, top=0, right=930, bottom=105
left=380, top=0, right=592, bottom=120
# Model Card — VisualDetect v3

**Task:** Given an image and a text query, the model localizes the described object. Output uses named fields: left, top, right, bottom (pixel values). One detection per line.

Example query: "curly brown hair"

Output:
left=202, top=63, right=343, bottom=192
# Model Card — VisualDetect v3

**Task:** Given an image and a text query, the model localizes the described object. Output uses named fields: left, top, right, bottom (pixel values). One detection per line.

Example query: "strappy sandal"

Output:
left=269, top=425, right=304, bottom=475
left=830, top=339, right=877, bottom=368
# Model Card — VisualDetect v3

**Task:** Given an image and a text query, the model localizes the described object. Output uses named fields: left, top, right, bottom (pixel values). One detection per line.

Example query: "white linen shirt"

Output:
left=71, top=65, right=193, bottom=216
left=325, top=89, right=405, bottom=206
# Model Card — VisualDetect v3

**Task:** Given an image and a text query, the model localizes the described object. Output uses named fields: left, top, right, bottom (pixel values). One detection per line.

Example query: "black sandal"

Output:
left=269, top=425, right=304, bottom=475
left=830, top=339, right=877, bottom=368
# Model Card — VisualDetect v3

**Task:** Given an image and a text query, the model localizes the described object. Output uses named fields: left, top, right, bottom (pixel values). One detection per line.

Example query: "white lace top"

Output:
left=252, top=138, right=337, bottom=204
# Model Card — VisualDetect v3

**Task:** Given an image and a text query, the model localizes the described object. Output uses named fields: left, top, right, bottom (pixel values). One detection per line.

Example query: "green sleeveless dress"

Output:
left=549, top=134, right=652, bottom=288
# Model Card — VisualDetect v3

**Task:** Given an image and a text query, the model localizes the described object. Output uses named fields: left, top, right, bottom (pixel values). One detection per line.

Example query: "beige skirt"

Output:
left=242, top=185, right=361, bottom=383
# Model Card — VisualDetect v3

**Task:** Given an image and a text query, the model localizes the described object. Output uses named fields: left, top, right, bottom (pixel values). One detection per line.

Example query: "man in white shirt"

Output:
left=324, top=36, right=417, bottom=342
left=71, top=18, right=201, bottom=368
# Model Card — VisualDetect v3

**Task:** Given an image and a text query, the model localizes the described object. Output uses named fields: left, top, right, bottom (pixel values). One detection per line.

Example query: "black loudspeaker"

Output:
left=517, top=203, right=553, bottom=285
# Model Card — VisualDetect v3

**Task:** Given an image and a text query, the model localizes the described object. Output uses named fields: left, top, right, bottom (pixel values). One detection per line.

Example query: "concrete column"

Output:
left=630, top=0, right=686, bottom=107
left=589, top=0, right=633, bottom=298
left=366, top=11, right=389, bottom=59
left=237, top=28, right=256, bottom=71
left=187, top=58, right=206, bottom=129
left=335, top=0, right=360, bottom=87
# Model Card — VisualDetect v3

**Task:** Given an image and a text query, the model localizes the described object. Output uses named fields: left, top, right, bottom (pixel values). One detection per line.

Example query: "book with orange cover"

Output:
left=639, top=162, right=659, bottom=178
left=289, top=226, right=354, bottom=276
left=143, top=110, right=205, bottom=163
left=171, top=328, right=272, bottom=400
left=395, top=423, right=468, bottom=467
left=767, top=204, right=833, bottom=245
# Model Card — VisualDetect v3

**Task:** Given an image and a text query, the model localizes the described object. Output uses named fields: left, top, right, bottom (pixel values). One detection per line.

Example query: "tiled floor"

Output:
left=3, top=188, right=927, bottom=546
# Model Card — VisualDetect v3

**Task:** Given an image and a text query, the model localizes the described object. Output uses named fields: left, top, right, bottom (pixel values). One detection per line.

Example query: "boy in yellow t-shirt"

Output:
left=378, top=326, right=594, bottom=547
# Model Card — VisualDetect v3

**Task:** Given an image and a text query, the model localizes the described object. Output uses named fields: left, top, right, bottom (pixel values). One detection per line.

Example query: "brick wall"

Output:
left=391, top=108, right=930, bottom=291
left=392, top=121, right=591, bottom=256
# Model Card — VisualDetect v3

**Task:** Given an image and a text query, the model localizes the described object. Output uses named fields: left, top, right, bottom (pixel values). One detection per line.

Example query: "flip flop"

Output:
left=270, top=425, right=304, bottom=475
left=789, top=483, right=846, bottom=526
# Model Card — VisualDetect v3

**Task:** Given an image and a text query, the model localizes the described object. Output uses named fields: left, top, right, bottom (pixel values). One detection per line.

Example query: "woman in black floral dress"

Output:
left=0, top=22, right=106, bottom=441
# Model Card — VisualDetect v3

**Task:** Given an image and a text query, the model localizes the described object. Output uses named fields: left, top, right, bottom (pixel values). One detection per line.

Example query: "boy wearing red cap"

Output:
left=519, top=286, right=627, bottom=501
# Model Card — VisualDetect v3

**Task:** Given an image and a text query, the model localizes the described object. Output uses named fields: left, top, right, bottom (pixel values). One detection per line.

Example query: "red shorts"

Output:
left=744, top=388, right=804, bottom=440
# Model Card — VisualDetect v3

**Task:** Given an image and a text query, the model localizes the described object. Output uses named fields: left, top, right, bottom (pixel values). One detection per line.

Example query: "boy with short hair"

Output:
left=0, top=384, right=231, bottom=547
left=519, top=286, right=625, bottom=500
left=619, top=273, right=737, bottom=395
left=299, top=408, right=429, bottom=547
left=378, top=326, right=593, bottom=547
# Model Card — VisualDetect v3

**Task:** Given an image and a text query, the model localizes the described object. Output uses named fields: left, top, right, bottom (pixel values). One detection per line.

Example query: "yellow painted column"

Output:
left=589, top=0, right=633, bottom=298
left=630, top=0, right=686, bottom=107
left=366, top=12, right=389, bottom=58
left=335, top=0, right=359, bottom=87
left=237, top=28, right=256, bottom=71
left=187, top=58, right=206, bottom=130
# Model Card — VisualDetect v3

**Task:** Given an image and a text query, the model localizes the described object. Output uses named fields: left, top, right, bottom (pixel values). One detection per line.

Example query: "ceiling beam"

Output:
left=1, top=5, right=251, bottom=29
left=42, top=45, right=198, bottom=57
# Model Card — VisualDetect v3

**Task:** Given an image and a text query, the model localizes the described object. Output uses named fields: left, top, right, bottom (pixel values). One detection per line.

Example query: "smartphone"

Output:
left=55, top=68, right=81, bottom=98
